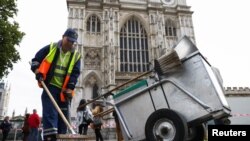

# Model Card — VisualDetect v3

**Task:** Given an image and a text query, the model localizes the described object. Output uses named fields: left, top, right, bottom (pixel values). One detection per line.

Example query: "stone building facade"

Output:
left=224, top=87, right=250, bottom=124
left=66, top=0, right=196, bottom=117
left=0, top=82, right=10, bottom=119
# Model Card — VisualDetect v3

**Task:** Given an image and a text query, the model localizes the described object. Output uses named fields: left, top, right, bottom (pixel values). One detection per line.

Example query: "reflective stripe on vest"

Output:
left=60, top=50, right=81, bottom=102
left=38, top=43, right=57, bottom=81
left=38, top=42, right=81, bottom=102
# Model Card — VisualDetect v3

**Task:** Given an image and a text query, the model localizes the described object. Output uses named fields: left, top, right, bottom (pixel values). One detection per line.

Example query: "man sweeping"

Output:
left=31, top=28, right=81, bottom=141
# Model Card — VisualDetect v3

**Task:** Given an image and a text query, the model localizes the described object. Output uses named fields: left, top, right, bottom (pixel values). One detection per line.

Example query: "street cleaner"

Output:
left=31, top=28, right=81, bottom=141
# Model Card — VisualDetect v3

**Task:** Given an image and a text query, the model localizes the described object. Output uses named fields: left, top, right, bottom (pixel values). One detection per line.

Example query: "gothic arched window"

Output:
left=165, top=19, right=177, bottom=37
left=92, top=83, right=99, bottom=108
left=92, top=83, right=99, bottom=99
left=120, top=17, right=149, bottom=72
left=87, top=15, right=101, bottom=33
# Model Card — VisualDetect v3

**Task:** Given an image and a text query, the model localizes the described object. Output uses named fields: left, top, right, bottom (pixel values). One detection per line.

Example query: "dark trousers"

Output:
left=42, top=85, right=68, bottom=137
left=78, top=124, right=88, bottom=135
left=95, top=128, right=103, bottom=141
left=2, top=131, right=9, bottom=141
left=28, top=128, right=39, bottom=141
left=23, top=132, right=29, bottom=141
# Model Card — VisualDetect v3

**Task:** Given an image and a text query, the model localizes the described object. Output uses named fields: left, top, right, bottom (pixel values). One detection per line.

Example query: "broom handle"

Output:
left=41, top=81, right=76, bottom=134
left=78, top=71, right=152, bottom=109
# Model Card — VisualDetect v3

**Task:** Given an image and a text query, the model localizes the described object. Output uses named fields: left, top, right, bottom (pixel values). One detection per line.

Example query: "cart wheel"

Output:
left=145, top=109, right=188, bottom=141
left=186, top=124, right=206, bottom=141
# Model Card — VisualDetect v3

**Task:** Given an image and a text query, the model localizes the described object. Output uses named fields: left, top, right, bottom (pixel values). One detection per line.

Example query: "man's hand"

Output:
left=35, top=73, right=43, bottom=81
left=63, top=89, right=73, bottom=101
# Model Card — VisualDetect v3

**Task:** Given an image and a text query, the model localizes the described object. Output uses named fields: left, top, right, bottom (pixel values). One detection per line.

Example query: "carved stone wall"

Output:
left=66, top=0, right=194, bottom=118
left=0, top=82, right=10, bottom=119
left=84, top=48, right=102, bottom=70
left=224, top=87, right=250, bottom=124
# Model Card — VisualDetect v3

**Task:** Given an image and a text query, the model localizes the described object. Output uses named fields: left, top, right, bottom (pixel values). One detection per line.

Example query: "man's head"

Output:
left=62, top=28, right=78, bottom=52
left=63, top=28, right=78, bottom=43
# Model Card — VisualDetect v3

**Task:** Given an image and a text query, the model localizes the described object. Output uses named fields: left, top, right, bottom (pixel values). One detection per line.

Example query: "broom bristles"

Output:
left=155, top=48, right=181, bottom=74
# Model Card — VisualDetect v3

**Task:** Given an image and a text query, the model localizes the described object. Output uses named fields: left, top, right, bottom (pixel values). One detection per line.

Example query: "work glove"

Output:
left=63, top=90, right=72, bottom=101
left=35, top=73, right=43, bottom=81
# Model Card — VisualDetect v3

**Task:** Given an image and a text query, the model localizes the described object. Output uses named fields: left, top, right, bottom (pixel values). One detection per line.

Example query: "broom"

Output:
left=29, top=63, right=94, bottom=140
left=154, top=48, right=182, bottom=75
left=41, top=81, right=96, bottom=140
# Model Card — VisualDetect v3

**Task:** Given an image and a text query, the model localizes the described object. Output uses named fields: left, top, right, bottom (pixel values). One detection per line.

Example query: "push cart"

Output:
left=113, top=36, right=231, bottom=141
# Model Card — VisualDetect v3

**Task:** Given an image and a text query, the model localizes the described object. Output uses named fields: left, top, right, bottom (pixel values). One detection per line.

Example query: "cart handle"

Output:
left=78, top=71, right=152, bottom=109
left=94, top=108, right=114, bottom=117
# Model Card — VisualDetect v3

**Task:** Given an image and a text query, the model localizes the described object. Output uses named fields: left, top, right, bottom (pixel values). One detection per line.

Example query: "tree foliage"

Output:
left=0, top=0, right=25, bottom=79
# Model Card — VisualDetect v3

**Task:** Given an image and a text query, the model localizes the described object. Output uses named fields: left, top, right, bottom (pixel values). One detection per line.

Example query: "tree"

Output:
left=0, top=0, right=25, bottom=79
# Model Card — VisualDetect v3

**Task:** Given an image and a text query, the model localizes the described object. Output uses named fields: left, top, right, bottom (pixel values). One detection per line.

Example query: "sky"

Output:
left=5, top=0, right=250, bottom=116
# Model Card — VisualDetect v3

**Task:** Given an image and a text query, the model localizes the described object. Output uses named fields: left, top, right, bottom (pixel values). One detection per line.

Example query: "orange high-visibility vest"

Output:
left=38, top=43, right=81, bottom=102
